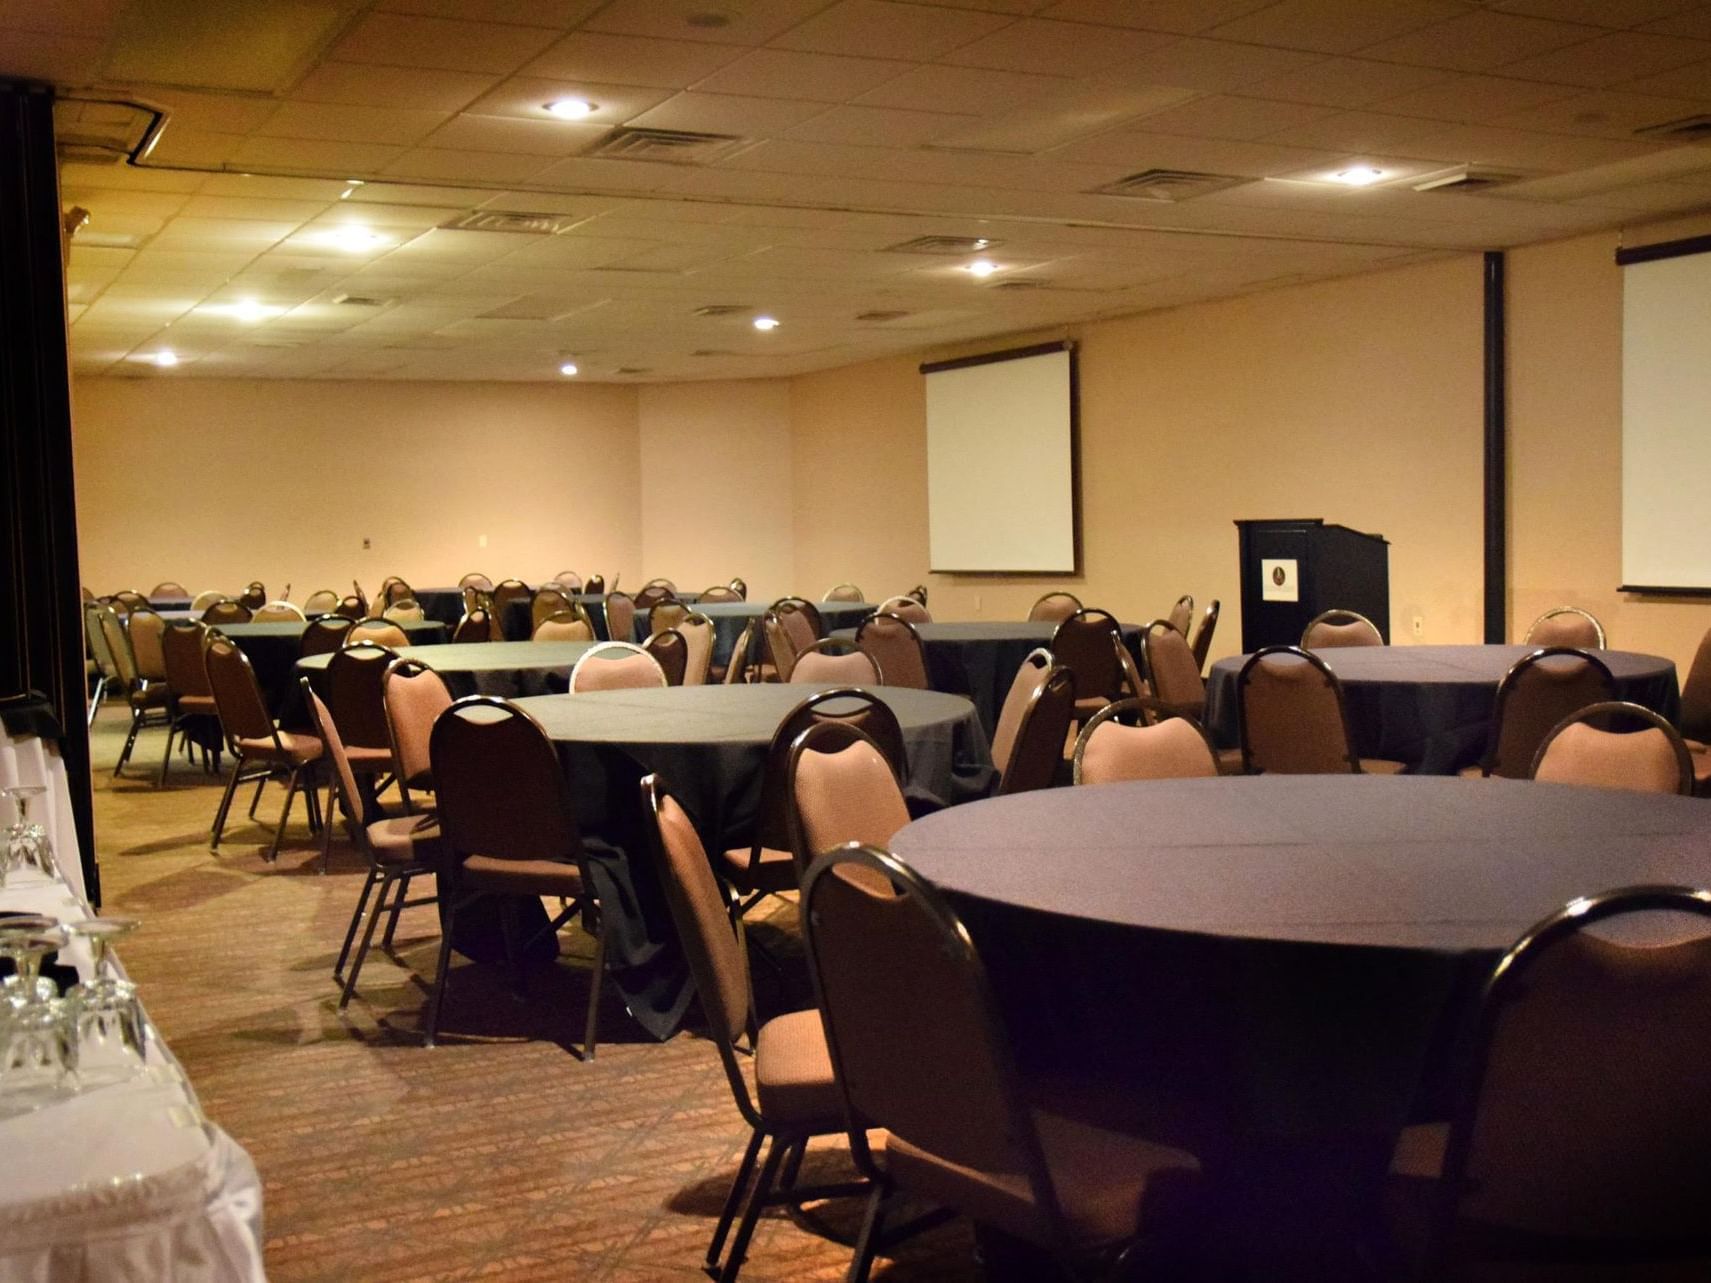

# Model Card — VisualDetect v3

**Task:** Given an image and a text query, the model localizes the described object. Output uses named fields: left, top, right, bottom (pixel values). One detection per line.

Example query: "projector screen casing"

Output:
left=922, top=342, right=1079, bottom=575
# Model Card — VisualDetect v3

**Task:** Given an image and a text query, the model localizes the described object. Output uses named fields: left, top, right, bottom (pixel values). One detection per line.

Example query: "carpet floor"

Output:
left=85, top=706, right=979, bottom=1282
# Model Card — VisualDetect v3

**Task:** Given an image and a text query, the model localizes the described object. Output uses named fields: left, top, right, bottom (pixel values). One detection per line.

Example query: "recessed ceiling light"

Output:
left=752, top=315, right=779, bottom=331
left=321, top=225, right=391, bottom=253
left=1330, top=166, right=1386, bottom=187
left=544, top=97, right=597, bottom=120
left=966, top=258, right=1001, bottom=278
left=153, top=350, right=178, bottom=367
left=205, top=298, right=282, bottom=323
left=559, top=362, right=579, bottom=376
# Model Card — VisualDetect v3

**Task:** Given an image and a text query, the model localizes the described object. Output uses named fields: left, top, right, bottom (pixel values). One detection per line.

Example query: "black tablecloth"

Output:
left=1204, top=644, right=1679, bottom=774
left=296, top=640, right=593, bottom=701
left=145, top=596, right=191, bottom=612
left=416, top=589, right=706, bottom=641
left=645, top=600, right=872, bottom=666
left=0, top=692, right=63, bottom=744
left=515, top=684, right=994, bottom=1039
left=219, top=619, right=447, bottom=720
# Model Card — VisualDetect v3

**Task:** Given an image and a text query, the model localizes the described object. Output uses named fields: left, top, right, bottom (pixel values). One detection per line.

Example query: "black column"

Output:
left=1482, top=250, right=1507, bottom=646
left=0, top=81, right=98, bottom=903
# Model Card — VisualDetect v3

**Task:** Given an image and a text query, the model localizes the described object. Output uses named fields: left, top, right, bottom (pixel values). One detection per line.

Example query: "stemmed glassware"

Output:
left=0, top=913, right=61, bottom=1006
left=0, top=923, right=77, bottom=1108
left=64, top=918, right=146, bottom=1082
left=1, top=785, right=55, bottom=882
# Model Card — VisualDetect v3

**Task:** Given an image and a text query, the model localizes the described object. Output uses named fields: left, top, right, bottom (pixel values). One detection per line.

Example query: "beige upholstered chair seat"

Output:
left=176, top=693, right=217, bottom=715
left=720, top=843, right=795, bottom=890
left=367, top=813, right=442, bottom=865
left=1686, top=739, right=1711, bottom=789
left=884, top=1107, right=1198, bottom=1249
left=131, top=683, right=172, bottom=709
left=235, top=731, right=322, bottom=763
left=753, top=1008, right=842, bottom=1128
left=1215, top=747, right=1245, bottom=774
left=459, top=854, right=585, bottom=895
left=344, top=744, right=393, bottom=769
left=1360, top=757, right=1408, bottom=775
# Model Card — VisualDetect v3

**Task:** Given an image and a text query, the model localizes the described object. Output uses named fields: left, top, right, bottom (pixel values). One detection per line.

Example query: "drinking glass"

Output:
left=0, top=914, right=61, bottom=1007
left=1, top=786, right=53, bottom=880
left=64, top=918, right=146, bottom=1077
left=0, top=928, right=76, bottom=1107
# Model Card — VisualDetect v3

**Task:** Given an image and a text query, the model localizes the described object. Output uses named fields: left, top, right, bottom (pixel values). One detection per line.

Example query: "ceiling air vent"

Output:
left=333, top=294, right=391, bottom=308
left=1091, top=169, right=1254, bottom=201
left=614, top=366, right=653, bottom=375
left=989, top=280, right=1044, bottom=291
left=691, top=348, right=742, bottom=357
left=584, top=127, right=748, bottom=164
left=1412, top=165, right=1530, bottom=193
left=693, top=304, right=754, bottom=317
left=441, top=210, right=578, bottom=235
left=855, top=309, right=911, bottom=322
left=1635, top=113, right=1711, bottom=141
left=884, top=235, right=1002, bottom=255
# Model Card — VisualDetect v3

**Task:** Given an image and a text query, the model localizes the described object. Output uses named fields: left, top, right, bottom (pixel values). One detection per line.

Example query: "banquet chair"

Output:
left=644, top=576, right=677, bottom=594
left=160, top=620, right=221, bottom=783
left=1300, top=609, right=1384, bottom=649
left=1140, top=621, right=1210, bottom=722
left=380, top=577, right=415, bottom=607
left=635, top=584, right=675, bottom=611
left=253, top=600, right=305, bottom=623
left=551, top=570, right=583, bottom=592
left=346, top=621, right=409, bottom=649
left=150, top=580, right=188, bottom=599
left=85, top=601, right=119, bottom=723
left=100, top=606, right=171, bottom=778
left=1051, top=609, right=1126, bottom=722
left=1238, top=646, right=1406, bottom=776
left=648, top=599, right=690, bottom=636
left=1529, top=701, right=1692, bottom=796
left=302, top=588, right=341, bottom=615
left=990, top=650, right=1077, bottom=795
left=679, top=612, right=715, bottom=685
left=644, top=629, right=689, bottom=686
left=492, top=579, right=531, bottom=626
left=1073, top=702, right=1221, bottom=785
left=1462, top=647, right=1615, bottom=780
left=204, top=633, right=323, bottom=862
left=1523, top=605, right=1606, bottom=650
left=823, top=582, right=865, bottom=603
left=202, top=600, right=252, bottom=624
left=531, top=586, right=572, bottom=633
left=238, top=581, right=267, bottom=610
left=452, top=609, right=494, bottom=644
left=426, top=696, right=610, bottom=1054
left=325, top=642, right=400, bottom=802
left=583, top=573, right=605, bottom=596
left=1190, top=599, right=1220, bottom=673
left=729, top=577, right=748, bottom=600
left=724, top=688, right=907, bottom=920
left=876, top=594, right=930, bottom=624
left=774, top=598, right=824, bottom=651
left=349, top=581, right=369, bottom=617
left=191, top=589, right=228, bottom=612
left=1386, top=885, right=1711, bottom=1281
left=801, top=845, right=1201, bottom=1283
left=1674, top=625, right=1711, bottom=793
left=126, top=606, right=169, bottom=685
left=569, top=641, right=666, bottom=692
left=299, top=615, right=353, bottom=657
left=1028, top=591, right=1082, bottom=623
left=302, top=682, right=441, bottom=1007
left=112, top=589, right=150, bottom=612
left=332, top=595, right=365, bottom=621
left=1166, top=594, right=1194, bottom=636
left=458, top=572, right=492, bottom=592
left=721, top=624, right=756, bottom=685
left=604, top=590, right=636, bottom=645
left=699, top=584, right=743, bottom=603
left=790, top=639, right=880, bottom=686
left=640, top=775, right=863, bottom=1283
left=854, top=613, right=928, bottom=690
left=761, top=610, right=798, bottom=683
left=382, top=599, right=425, bottom=623
left=785, top=723, right=911, bottom=877
left=102, top=593, right=134, bottom=617
left=533, top=610, right=594, bottom=642
left=383, top=659, right=451, bottom=814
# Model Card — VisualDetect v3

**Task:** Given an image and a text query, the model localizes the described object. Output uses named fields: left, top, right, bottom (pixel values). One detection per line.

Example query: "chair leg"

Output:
left=115, top=710, right=143, bottom=778
left=157, top=722, right=179, bottom=788
left=319, top=779, right=337, bottom=874
left=334, top=867, right=382, bottom=982
left=846, top=1186, right=890, bottom=1283
left=499, top=897, right=526, bottom=999
left=247, top=773, right=268, bottom=820
left=423, top=894, right=465, bottom=1048
left=582, top=909, right=610, bottom=1062
left=719, top=1133, right=787, bottom=1283
left=210, top=760, right=244, bottom=848
left=380, top=871, right=412, bottom=951
left=266, top=768, right=301, bottom=863
left=340, top=869, right=396, bottom=1010
left=706, top=1127, right=766, bottom=1276
left=86, top=677, right=106, bottom=727
left=778, top=1137, right=807, bottom=1193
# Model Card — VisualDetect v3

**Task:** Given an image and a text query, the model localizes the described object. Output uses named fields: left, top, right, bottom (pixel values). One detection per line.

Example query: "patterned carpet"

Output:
left=87, top=708, right=980, bottom=1282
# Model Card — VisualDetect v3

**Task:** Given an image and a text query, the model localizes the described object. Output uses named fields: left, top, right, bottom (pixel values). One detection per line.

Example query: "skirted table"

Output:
left=1204, top=643, right=1679, bottom=774
left=892, top=774, right=1711, bottom=1277
left=296, top=639, right=594, bottom=701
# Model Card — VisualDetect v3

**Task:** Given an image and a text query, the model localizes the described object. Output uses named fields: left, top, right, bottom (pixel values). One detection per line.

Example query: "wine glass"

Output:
left=1, top=785, right=53, bottom=880
left=0, top=927, right=76, bottom=1108
left=64, top=918, right=146, bottom=1077
left=0, top=914, right=61, bottom=1007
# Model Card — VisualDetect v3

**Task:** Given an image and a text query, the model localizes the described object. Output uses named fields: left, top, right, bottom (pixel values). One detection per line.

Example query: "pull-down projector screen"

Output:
left=1620, top=234, right=1711, bottom=593
left=923, top=342, right=1078, bottom=575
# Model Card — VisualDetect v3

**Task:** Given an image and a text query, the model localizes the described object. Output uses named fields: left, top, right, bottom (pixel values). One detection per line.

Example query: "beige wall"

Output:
left=72, top=379, right=642, bottom=599
left=638, top=380, right=793, bottom=604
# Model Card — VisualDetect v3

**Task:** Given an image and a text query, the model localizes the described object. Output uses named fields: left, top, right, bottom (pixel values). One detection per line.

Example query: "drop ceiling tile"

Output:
left=61, top=163, right=207, bottom=194
left=257, top=101, right=450, bottom=147
left=228, top=136, right=407, bottom=175
left=1369, top=73, right=1580, bottom=123
left=288, top=62, right=499, bottom=113
left=526, top=155, right=691, bottom=193
left=1642, top=7, right=1711, bottom=38
left=585, top=0, right=834, bottom=45
left=310, top=202, right=467, bottom=230
left=786, top=103, right=982, bottom=146
left=0, top=30, right=105, bottom=81
left=197, top=174, right=352, bottom=201
left=772, top=0, right=1014, bottom=60
left=1490, top=0, right=1702, bottom=27
left=1127, top=93, right=1340, bottom=140
left=146, top=128, right=248, bottom=167
left=1037, top=128, right=1341, bottom=175
left=1619, top=57, right=1711, bottom=97
left=1496, top=88, right=1708, bottom=135
left=1035, top=0, right=1273, bottom=34
left=462, top=76, right=674, bottom=123
left=382, top=147, right=557, bottom=184
left=1117, top=38, right=1327, bottom=92
left=177, top=195, right=335, bottom=222
left=1393, top=120, right=1661, bottom=168
left=1265, top=109, right=1474, bottom=154
left=421, top=114, right=608, bottom=156
left=147, top=217, right=302, bottom=251
left=140, top=90, right=279, bottom=133
left=524, top=31, right=744, bottom=86
left=329, top=12, right=560, bottom=75
left=1361, top=10, right=1600, bottom=71
left=1208, top=0, right=1472, bottom=55
left=628, top=90, right=832, bottom=135
left=689, top=48, right=916, bottom=102
left=1499, top=30, right=1711, bottom=86
left=0, top=0, right=123, bottom=38
left=375, top=0, right=604, bottom=25
left=940, top=18, right=1173, bottom=73
left=855, top=64, right=1074, bottom=115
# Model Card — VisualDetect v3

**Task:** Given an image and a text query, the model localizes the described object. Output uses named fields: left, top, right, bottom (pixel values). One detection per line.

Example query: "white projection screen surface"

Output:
left=1621, top=240, right=1711, bottom=591
left=924, top=345, right=1077, bottom=574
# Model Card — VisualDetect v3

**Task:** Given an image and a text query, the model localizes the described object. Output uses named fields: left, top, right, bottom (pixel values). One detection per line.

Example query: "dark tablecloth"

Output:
left=514, top=684, right=994, bottom=1038
left=417, top=589, right=706, bottom=641
left=217, top=619, right=447, bottom=720
left=145, top=596, right=191, bottom=612
left=1204, top=644, right=1679, bottom=774
left=296, top=640, right=593, bottom=701
left=644, top=600, right=873, bottom=666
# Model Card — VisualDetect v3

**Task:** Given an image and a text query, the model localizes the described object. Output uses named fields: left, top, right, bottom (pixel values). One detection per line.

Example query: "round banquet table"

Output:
left=1204, top=643, right=1679, bottom=774
left=831, top=620, right=1144, bottom=735
left=296, top=639, right=593, bottom=701
left=891, top=774, right=1711, bottom=1277
left=414, top=588, right=705, bottom=640
left=216, top=618, right=447, bottom=720
left=650, top=600, right=875, bottom=668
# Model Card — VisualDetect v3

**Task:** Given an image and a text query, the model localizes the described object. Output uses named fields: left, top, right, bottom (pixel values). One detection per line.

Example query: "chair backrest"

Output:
left=326, top=641, right=397, bottom=752
left=990, top=649, right=1050, bottom=778
left=634, top=583, right=676, bottom=611
left=678, top=612, right=714, bottom=686
left=533, top=611, right=594, bottom=642
left=97, top=605, right=139, bottom=687
left=604, top=591, right=636, bottom=644
left=150, top=581, right=188, bottom=598
left=299, top=615, right=353, bottom=658
left=854, top=613, right=928, bottom=690
left=1141, top=620, right=1206, bottom=717
left=105, top=593, right=137, bottom=617
left=1529, top=701, right=1692, bottom=796
left=126, top=607, right=169, bottom=682
left=254, top=600, right=306, bottom=623
left=995, top=661, right=1076, bottom=796
left=162, top=619, right=212, bottom=698
left=801, top=845, right=1061, bottom=1227
left=346, top=621, right=409, bottom=649
left=790, top=644, right=880, bottom=686
left=203, top=633, right=275, bottom=745
left=773, top=597, right=824, bottom=650
left=583, top=573, right=605, bottom=596
left=648, top=600, right=689, bottom=636
left=1427, top=886, right=1711, bottom=1267
left=698, top=585, right=742, bottom=603
left=643, top=576, right=676, bottom=593
left=1050, top=608, right=1122, bottom=706
left=302, top=588, right=341, bottom=615
left=238, top=582, right=267, bottom=610
left=728, top=577, right=747, bottom=600
left=202, top=600, right=252, bottom=624
left=383, top=599, right=425, bottom=622
left=531, top=587, right=572, bottom=631
left=551, top=570, right=583, bottom=592
left=643, top=629, right=688, bottom=686
left=569, top=641, right=666, bottom=692
left=333, top=595, right=365, bottom=621
left=723, top=623, right=754, bottom=684
left=1191, top=598, right=1220, bottom=671
left=452, top=609, right=493, bottom=643
left=85, top=602, right=119, bottom=681
left=383, top=658, right=453, bottom=799
left=786, top=722, right=911, bottom=875
left=1027, top=591, right=1081, bottom=623
left=823, top=582, right=864, bottom=603
left=380, top=578, right=414, bottom=606
left=762, top=609, right=798, bottom=682
left=431, top=697, right=583, bottom=864
left=1524, top=605, right=1606, bottom=650
left=302, top=680, right=372, bottom=830
left=1300, top=608, right=1383, bottom=649
left=1166, top=594, right=1194, bottom=636
left=1073, top=701, right=1220, bottom=785
left=876, top=594, right=930, bottom=624
left=458, top=572, right=492, bottom=591
left=1481, top=647, right=1616, bottom=778
left=1679, top=625, right=1711, bottom=743
left=1237, top=645, right=1360, bottom=775
left=492, top=579, right=530, bottom=617
left=190, top=589, right=227, bottom=611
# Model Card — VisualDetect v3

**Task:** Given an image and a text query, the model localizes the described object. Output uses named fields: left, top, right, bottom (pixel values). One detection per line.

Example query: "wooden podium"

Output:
left=1235, top=519, right=1390, bottom=652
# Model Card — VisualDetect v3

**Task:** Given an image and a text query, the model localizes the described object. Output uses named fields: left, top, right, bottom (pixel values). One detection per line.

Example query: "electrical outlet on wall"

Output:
left=361, top=537, right=371, bottom=551
left=1412, top=614, right=1424, bottom=639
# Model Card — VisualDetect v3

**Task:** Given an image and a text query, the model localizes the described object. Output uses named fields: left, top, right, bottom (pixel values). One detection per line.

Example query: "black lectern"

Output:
left=1235, top=519, right=1390, bottom=652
